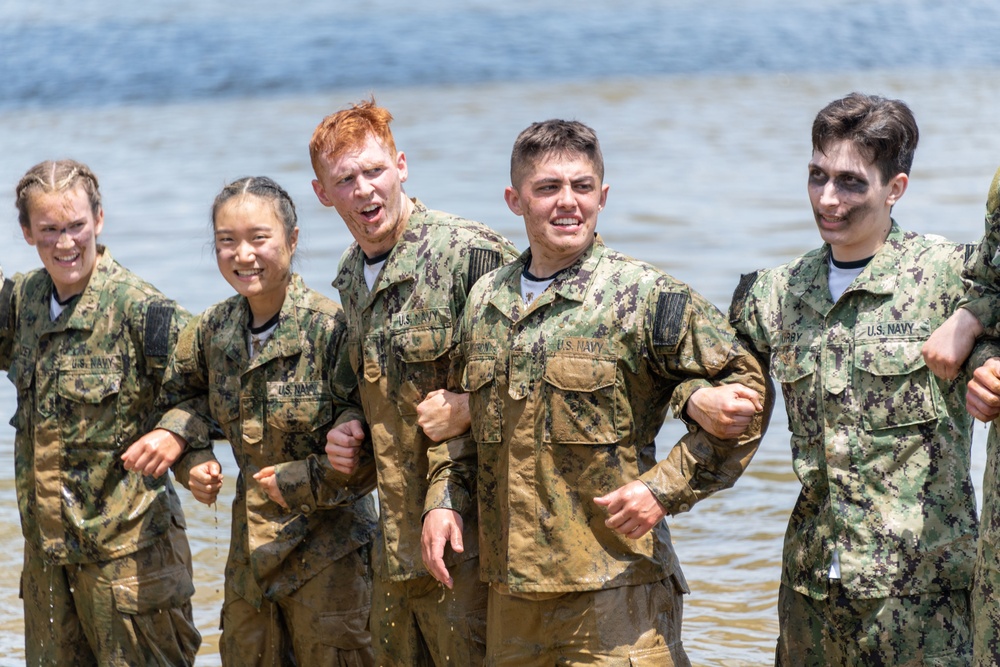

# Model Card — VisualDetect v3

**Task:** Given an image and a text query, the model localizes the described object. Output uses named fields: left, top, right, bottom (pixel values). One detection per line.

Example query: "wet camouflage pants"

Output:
left=972, top=538, right=1000, bottom=666
left=486, top=576, right=690, bottom=667
left=775, top=582, right=972, bottom=666
left=371, top=556, right=487, bottom=666
left=20, top=519, right=200, bottom=667
left=220, top=544, right=373, bottom=666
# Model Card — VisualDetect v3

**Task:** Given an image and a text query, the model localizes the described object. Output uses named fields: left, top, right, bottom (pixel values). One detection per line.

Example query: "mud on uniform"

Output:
left=332, top=198, right=518, bottom=666
left=160, top=274, right=377, bottom=665
left=0, top=248, right=201, bottom=666
left=730, top=222, right=979, bottom=666
left=440, top=237, right=769, bottom=666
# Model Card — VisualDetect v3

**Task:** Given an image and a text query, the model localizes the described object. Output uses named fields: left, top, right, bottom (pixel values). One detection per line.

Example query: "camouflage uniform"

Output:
left=0, top=248, right=201, bottom=666
left=954, top=166, right=1000, bottom=666
left=441, top=237, right=768, bottom=665
left=332, top=198, right=518, bottom=666
left=158, top=274, right=378, bottom=665
left=730, top=222, right=978, bottom=665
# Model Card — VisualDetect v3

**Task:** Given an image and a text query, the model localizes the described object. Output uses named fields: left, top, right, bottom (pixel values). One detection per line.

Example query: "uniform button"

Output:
left=678, top=503, right=690, bottom=512
left=300, top=504, right=311, bottom=513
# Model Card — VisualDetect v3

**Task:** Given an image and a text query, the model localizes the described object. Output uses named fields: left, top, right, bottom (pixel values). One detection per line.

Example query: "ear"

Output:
left=504, top=186, right=522, bottom=216
left=93, top=207, right=105, bottom=237
left=311, top=179, right=332, bottom=207
left=396, top=151, right=408, bottom=184
left=21, top=223, right=36, bottom=247
left=598, top=183, right=609, bottom=211
left=288, top=226, right=299, bottom=255
left=885, top=173, right=908, bottom=207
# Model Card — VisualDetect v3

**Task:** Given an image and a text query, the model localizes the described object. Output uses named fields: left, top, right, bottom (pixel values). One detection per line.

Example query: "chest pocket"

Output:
left=542, top=353, right=621, bottom=445
left=209, top=371, right=241, bottom=427
left=854, top=339, right=938, bottom=431
left=389, top=309, right=453, bottom=414
left=463, top=357, right=501, bottom=444
left=6, top=347, right=33, bottom=431
left=266, top=382, right=332, bottom=433
left=771, top=345, right=821, bottom=437
left=57, top=355, right=123, bottom=448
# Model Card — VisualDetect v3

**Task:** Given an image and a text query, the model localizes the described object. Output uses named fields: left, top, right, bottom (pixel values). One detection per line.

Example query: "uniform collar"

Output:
left=222, top=273, right=305, bottom=369
left=58, top=245, right=115, bottom=332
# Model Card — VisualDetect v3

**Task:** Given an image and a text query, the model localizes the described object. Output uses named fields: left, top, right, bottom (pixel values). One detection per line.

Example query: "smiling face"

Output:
left=213, top=195, right=298, bottom=326
left=21, top=185, right=104, bottom=302
left=505, top=151, right=609, bottom=277
left=311, top=132, right=413, bottom=257
left=807, top=139, right=907, bottom=262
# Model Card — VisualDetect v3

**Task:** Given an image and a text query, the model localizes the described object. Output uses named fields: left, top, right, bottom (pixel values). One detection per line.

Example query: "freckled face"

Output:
left=213, top=196, right=298, bottom=323
left=807, top=139, right=907, bottom=261
left=505, top=152, right=609, bottom=277
left=311, top=133, right=412, bottom=257
left=21, top=186, right=104, bottom=302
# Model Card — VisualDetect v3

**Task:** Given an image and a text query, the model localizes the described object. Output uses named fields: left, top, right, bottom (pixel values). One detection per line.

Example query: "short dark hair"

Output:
left=812, top=92, right=919, bottom=185
left=211, top=176, right=298, bottom=257
left=510, top=119, right=604, bottom=187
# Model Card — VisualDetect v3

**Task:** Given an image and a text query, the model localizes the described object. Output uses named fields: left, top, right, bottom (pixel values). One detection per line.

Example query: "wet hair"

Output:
left=211, top=176, right=298, bottom=253
left=14, top=159, right=102, bottom=229
left=309, top=96, right=397, bottom=177
left=812, top=92, right=919, bottom=185
left=509, top=119, right=605, bottom=188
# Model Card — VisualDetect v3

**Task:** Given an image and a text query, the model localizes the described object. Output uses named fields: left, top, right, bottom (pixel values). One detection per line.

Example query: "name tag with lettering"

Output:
left=558, top=337, right=612, bottom=356
left=857, top=321, right=926, bottom=339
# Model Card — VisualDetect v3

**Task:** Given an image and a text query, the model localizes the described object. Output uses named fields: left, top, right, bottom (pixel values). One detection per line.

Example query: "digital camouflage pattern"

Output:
left=775, top=582, right=972, bottom=666
left=333, top=199, right=515, bottom=666
left=954, top=165, right=1000, bottom=666
left=158, top=274, right=377, bottom=610
left=730, top=222, right=979, bottom=603
left=0, top=247, right=192, bottom=564
left=444, top=237, right=768, bottom=594
left=0, top=248, right=200, bottom=663
left=332, top=198, right=518, bottom=582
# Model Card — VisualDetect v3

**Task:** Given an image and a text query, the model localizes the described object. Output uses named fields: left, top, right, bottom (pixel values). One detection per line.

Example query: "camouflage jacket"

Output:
left=332, top=198, right=518, bottom=582
left=158, top=274, right=377, bottom=605
left=957, top=166, right=1000, bottom=330
left=730, top=222, right=979, bottom=600
left=443, top=237, right=768, bottom=594
left=0, top=248, right=190, bottom=565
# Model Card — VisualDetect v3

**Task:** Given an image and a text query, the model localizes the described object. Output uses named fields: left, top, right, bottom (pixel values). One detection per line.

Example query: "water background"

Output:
left=2, top=1, right=1000, bottom=664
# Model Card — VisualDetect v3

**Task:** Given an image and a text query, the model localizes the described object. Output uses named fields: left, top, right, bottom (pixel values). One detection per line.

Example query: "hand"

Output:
left=253, top=466, right=289, bottom=509
left=685, top=383, right=763, bottom=439
left=326, top=420, right=365, bottom=474
left=968, top=357, right=1000, bottom=422
left=923, top=308, right=984, bottom=381
left=121, top=428, right=187, bottom=478
left=421, top=508, right=465, bottom=589
left=594, top=480, right=668, bottom=540
left=189, top=461, right=224, bottom=505
left=416, top=389, right=471, bottom=442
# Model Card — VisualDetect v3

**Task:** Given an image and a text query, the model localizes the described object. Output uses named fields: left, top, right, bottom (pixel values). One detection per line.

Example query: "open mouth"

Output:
left=360, top=203, right=382, bottom=222
left=551, top=217, right=581, bottom=228
left=54, top=251, right=80, bottom=264
left=236, top=268, right=263, bottom=278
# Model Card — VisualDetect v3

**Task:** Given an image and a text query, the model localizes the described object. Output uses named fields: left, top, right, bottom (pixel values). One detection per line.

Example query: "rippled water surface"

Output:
left=1, top=2, right=999, bottom=664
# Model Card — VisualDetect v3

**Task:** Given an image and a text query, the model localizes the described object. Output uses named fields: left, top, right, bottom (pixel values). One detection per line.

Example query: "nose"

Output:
left=556, top=185, right=576, bottom=209
left=55, top=229, right=74, bottom=248
left=818, top=181, right=839, bottom=208
left=235, top=239, right=255, bottom=263
left=355, top=175, right=375, bottom=198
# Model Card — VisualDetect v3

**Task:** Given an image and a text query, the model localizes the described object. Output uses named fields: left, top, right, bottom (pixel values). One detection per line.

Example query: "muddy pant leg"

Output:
left=20, top=544, right=97, bottom=667
left=409, top=557, right=487, bottom=667
left=371, top=573, right=434, bottom=666
left=776, top=582, right=972, bottom=667
left=486, top=576, right=689, bottom=667
left=220, top=578, right=293, bottom=666
left=279, top=544, right=374, bottom=666
left=70, top=519, right=201, bottom=667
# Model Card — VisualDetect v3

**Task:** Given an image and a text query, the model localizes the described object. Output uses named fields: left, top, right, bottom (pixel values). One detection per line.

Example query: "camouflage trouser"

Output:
left=972, top=538, right=1000, bottom=666
left=20, top=518, right=200, bottom=667
left=775, top=582, right=972, bottom=666
left=486, top=575, right=690, bottom=667
left=372, top=556, right=487, bottom=666
left=220, top=544, right=374, bottom=666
